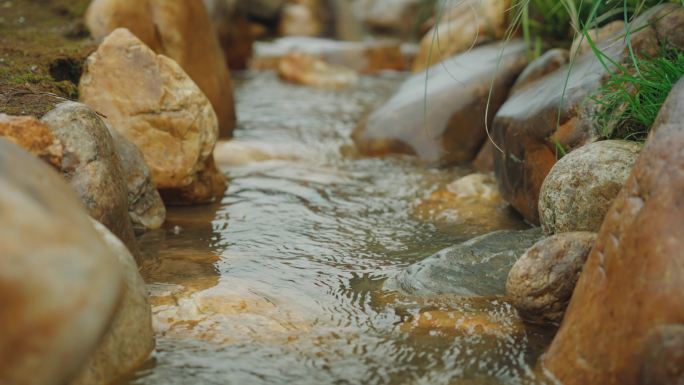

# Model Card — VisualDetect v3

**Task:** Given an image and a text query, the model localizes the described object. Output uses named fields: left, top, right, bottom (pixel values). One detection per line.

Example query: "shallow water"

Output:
left=123, top=72, right=553, bottom=385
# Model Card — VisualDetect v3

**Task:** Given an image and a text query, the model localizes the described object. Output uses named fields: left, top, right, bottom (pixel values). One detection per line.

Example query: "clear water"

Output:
left=123, top=72, right=553, bottom=385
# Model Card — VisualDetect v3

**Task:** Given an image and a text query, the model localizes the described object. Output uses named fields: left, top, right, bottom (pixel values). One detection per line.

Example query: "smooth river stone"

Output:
left=0, top=139, right=122, bottom=385
left=386, top=228, right=544, bottom=297
left=353, top=41, right=528, bottom=166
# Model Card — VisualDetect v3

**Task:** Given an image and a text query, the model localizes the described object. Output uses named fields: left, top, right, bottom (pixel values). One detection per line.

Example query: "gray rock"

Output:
left=539, top=140, right=642, bottom=235
left=386, top=228, right=544, bottom=297
left=41, top=101, right=141, bottom=259
left=108, top=129, right=166, bottom=232
left=506, top=232, right=596, bottom=324
left=0, top=139, right=122, bottom=385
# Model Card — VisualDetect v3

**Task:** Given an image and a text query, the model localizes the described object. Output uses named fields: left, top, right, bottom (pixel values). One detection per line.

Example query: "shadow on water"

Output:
left=121, top=72, right=554, bottom=385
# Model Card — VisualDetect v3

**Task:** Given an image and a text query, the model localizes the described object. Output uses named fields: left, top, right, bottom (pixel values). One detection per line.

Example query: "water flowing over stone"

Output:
left=85, top=0, right=237, bottom=137
left=353, top=41, right=528, bottom=165
left=539, top=140, right=642, bottom=235
left=79, top=28, right=226, bottom=205
left=0, top=140, right=122, bottom=385
left=540, top=77, right=684, bottom=385
left=40, top=101, right=141, bottom=259
left=492, top=4, right=684, bottom=223
left=387, top=228, right=544, bottom=297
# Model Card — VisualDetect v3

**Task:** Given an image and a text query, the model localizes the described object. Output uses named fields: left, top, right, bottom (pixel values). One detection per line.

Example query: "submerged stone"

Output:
left=386, top=228, right=544, bottom=297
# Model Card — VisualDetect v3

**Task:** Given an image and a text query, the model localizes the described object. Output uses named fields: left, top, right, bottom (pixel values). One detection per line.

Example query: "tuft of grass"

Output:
left=591, top=48, right=684, bottom=141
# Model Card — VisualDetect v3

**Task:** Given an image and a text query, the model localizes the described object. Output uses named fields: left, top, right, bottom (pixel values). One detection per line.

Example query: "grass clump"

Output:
left=591, top=48, right=684, bottom=141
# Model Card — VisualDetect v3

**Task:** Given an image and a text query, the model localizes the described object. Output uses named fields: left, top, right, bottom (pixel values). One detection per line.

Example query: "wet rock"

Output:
left=638, top=325, right=684, bottom=385
left=251, top=37, right=406, bottom=73
left=386, top=228, right=544, bottom=297
left=85, top=0, right=237, bottom=137
left=539, top=140, right=642, bottom=235
left=413, top=173, right=526, bottom=236
left=540, top=77, right=684, bottom=385
left=353, top=41, right=528, bottom=165
left=278, top=2, right=322, bottom=37
left=570, top=20, right=625, bottom=58
left=214, top=140, right=311, bottom=166
left=0, top=140, right=122, bottom=385
left=159, top=157, right=227, bottom=206
left=412, top=0, right=510, bottom=72
left=510, top=49, right=569, bottom=95
left=203, top=0, right=254, bottom=70
left=70, top=220, right=154, bottom=385
left=506, top=232, right=596, bottom=324
left=473, top=141, right=496, bottom=172
left=0, top=114, right=63, bottom=168
left=108, top=129, right=166, bottom=231
left=361, top=0, right=421, bottom=38
left=40, top=101, right=141, bottom=259
left=277, top=53, right=358, bottom=89
left=400, top=309, right=524, bottom=337
left=79, top=28, right=226, bottom=205
left=492, top=4, right=684, bottom=223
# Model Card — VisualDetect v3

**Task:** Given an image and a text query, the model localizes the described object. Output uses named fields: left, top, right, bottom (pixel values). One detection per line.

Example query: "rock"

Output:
left=400, top=309, right=524, bottom=337
left=251, top=37, right=406, bottom=73
left=278, top=2, right=322, bottom=37
left=540, top=77, right=684, bottom=385
left=386, top=228, right=544, bottom=297
left=510, top=49, right=569, bottom=95
left=69, top=220, right=154, bottom=385
left=412, top=0, right=510, bottom=72
left=159, top=157, right=227, bottom=205
left=506, top=232, right=596, bottom=324
left=277, top=53, right=358, bottom=89
left=638, top=325, right=684, bottom=385
left=214, top=139, right=311, bottom=166
left=413, top=173, right=526, bottom=236
left=0, top=114, right=63, bottom=168
left=0, top=139, right=122, bottom=385
left=79, top=28, right=226, bottom=205
left=40, top=101, right=141, bottom=259
left=203, top=0, right=254, bottom=70
left=570, top=20, right=625, bottom=58
left=245, top=0, right=285, bottom=21
left=108, top=129, right=166, bottom=231
left=539, top=140, right=642, bottom=235
left=473, top=140, right=495, bottom=172
left=353, top=41, right=528, bottom=165
left=492, top=4, right=684, bottom=224
left=361, top=0, right=421, bottom=38
left=85, top=0, right=236, bottom=137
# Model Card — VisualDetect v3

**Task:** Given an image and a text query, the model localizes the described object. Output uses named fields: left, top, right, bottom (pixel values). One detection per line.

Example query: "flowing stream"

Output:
left=122, top=71, right=553, bottom=385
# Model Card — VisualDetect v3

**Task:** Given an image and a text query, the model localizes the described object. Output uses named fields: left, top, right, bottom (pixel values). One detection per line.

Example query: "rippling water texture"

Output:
left=124, top=72, right=553, bottom=385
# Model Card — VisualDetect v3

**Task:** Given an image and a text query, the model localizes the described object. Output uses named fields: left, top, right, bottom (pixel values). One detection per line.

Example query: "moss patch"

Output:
left=0, top=0, right=94, bottom=117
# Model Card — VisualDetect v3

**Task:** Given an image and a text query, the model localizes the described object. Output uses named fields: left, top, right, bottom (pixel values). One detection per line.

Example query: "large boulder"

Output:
left=492, top=4, right=684, bottom=223
left=0, top=139, right=122, bottom=385
left=386, top=228, right=543, bottom=297
left=40, top=101, right=141, bottom=258
left=540, top=77, right=684, bottom=385
left=85, top=0, right=236, bottom=137
left=203, top=0, right=254, bottom=70
left=412, top=0, right=510, bottom=72
left=79, top=28, right=227, bottom=205
left=506, top=232, right=596, bottom=324
left=70, top=220, right=154, bottom=385
left=353, top=41, right=528, bottom=165
left=539, top=140, right=641, bottom=235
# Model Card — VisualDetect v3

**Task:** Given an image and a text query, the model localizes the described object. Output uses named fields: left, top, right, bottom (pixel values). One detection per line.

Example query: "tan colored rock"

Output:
left=413, top=173, right=525, bottom=235
left=353, top=41, right=528, bottom=165
left=400, top=309, right=524, bottom=337
left=506, top=232, right=596, bottom=324
left=0, top=114, right=63, bottom=167
left=540, top=77, right=684, bottom=385
left=85, top=0, right=236, bottom=137
left=539, top=140, right=642, bottom=235
left=0, top=139, right=122, bottom=385
left=473, top=140, right=495, bottom=172
left=80, top=28, right=226, bottom=205
left=70, top=220, right=154, bottom=385
left=278, top=2, right=322, bottom=37
left=638, top=325, right=684, bottom=385
left=412, top=0, right=510, bottom=72
left=277, top=52, right=358, bottom=89
left=109, top=128, right=166, bottom=231
left=159, top=157, right=227, bottom=205
left=214, top=139, right=310, bottom=166
left=41, top=101, right=141, bottom=259
left=493, top=5, right=684, bottom=224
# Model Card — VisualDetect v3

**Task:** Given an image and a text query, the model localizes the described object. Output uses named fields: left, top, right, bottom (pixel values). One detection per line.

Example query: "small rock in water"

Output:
left=386, top=228, right=544, bottom=297
left=539, top=140, right=642, bottom=235
left=506, top=232, right=596, bottom=324
left=277, top=52, right=358, bottom=89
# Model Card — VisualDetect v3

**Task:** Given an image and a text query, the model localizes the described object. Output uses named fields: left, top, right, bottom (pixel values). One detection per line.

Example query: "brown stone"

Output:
left=277, top=53, right=358, bottom=89
left=540, top=77, right=684, bottom=385
left=0, top=139, right=122, bottom=385
left=473, top=140, right=495, bottom=172
left=638, top=325, right=684, bottom=385
left=159, top=157, right=227, bottom=206
left=203, top=0, right=254, bottom=70
left=85, top=0, right=236, bottom=137
left=492, top=4, right=684, bottom=223
left=510, top=48, right=569, bottom=95
left=278, top=2, right=323, bottom=37
left=353, top=41, right=528, bottom=165
left=0, top=114, right=63, bottom=168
